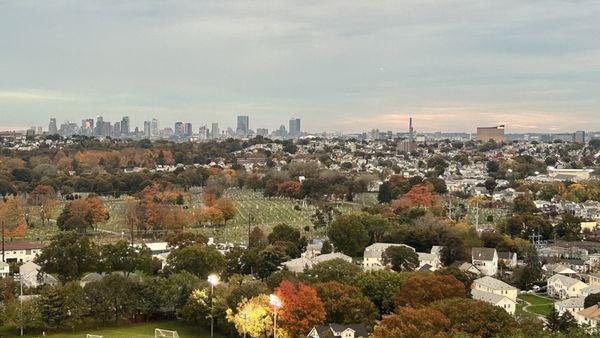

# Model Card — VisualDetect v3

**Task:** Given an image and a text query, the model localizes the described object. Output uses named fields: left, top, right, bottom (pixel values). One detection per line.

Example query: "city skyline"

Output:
left=1, top=1, right=600, bottom=132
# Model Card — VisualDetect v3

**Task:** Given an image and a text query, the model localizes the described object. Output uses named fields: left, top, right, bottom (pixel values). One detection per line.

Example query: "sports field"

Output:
left=0, top=321, right=220, bottom=338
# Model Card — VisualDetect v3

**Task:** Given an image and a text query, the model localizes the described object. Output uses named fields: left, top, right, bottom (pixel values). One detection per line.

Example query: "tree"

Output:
left=248, top=226, right=267, bottom=249
left=394, top=274, right=466, bottom=307
left=35, top=232, right=99, bottom=282
left=29, top=184, right=58, bottom=225
left=0, top=196, right=26, bottom=236
left=99, top=241, right=156, bottom=276
left=353, top=270, right=409, bottom=315
left=267, top=223, right=307, bottom=258
left=166, top=232, right=207, bottom=248
left=377, top=182, right=393, bottom=203
left=382, top=246, right=419, bottom=272
left=546, top=307, right=577, bottom=332
left=57, top=196, right=109, bottom=232
left=513, top=194, right=538, bottom=214
left=514, top=245, right=542, bottom=290
left=313, top=281, right=378, bottom=329
left=555, top=212, right=582, bottom=240
left=226, top=294, right=274, bottom=338
left=274, top=280, right=326, bottom=337
left=306, top=258, right=363, bottom=283
left=181, top=288, right=211, bottom=325
left=84, top=274, right=137, bottom=323
left=215, top=198, right=236, bottom=224
left=430, top=298, right=517, bottom=337
left=372, top=307, right=450, bottom=338
left=584, top=293, right=600, bottom=308
left=327, top=213, right=370, bottom=256
left=167, top=244, right=225, bottom=278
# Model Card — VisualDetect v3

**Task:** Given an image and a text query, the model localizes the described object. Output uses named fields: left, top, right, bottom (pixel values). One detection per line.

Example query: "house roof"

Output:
left=555, top=297, right=585, bottom=309
left=0, top=242, right=45, bottom=251
left=417, top=252, right=438, bottom=262
left=498, top=251, right=515, bottom=260
left=548, top=274, right=586, bottom=288
left=472, top=247, right=497, bottom=261
left=471, top=289, right=513, bottom=305
left=310, top=324, right=368, bottom=338
left=579, top=305, right=600, bottom=321
left=474, top=276, right=517, bottom=291
left=312, top=252, right=352, bottom=263
left=582, top=285, right=600, bottom=295
left=363, top=243, right=414, bottom=259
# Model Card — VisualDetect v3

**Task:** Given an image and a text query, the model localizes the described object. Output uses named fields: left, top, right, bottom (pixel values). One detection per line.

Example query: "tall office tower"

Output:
left=256, top=128, right=269, bottom=137
left=151, top=119, right=159, bottom=137
left=236, top=115, right=249, bottom=137
left=48, top=118, right=58, bottom=134
left=121, top=116, right=130, bottom=136
left=574, top=131, right=586, bottom=143
left=476, top=125, right=505, bottom=143
left=289, top=118, right=301, bottom=137
left=198, top=125, right=209, bottom=140
left=95, top=116, right=105, bottom=136
left=174, top=122, right=185, bottom=137
left=114, top=122, right=121, bottom=137
left=409, top=117, right=414, bottom=143
left=211, top=123, right=220, bottom=139
left=81, top=118, right=94, bottom=135
left=143, top=121, right=151, bottom=138
left=277, top=125, right=287, bottom=138
left=184, top=123, right=193, bottom=137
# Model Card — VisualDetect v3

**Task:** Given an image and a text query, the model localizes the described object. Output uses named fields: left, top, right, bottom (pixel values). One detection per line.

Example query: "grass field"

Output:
left=0, top=320, right=220, bottom=338
left=518, top=294, right=554, bottom=316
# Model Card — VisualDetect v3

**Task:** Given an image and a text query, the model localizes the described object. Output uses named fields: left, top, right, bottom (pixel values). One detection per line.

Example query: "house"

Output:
left=80, top=272, right=104, bottom=287
left=472, top=276, right=517, bottom=301
left=0, top=261, right=9, bottom=278
left=283, top=257, right=314, bottom=273
left=307, top=324, right=368, bottom=338
left=417, top=252, right=441, bottom=271
left=547, top=274, right=588, bottom=299
left=302, top=241, right=324, bottom=259
left=471, top=289, right=516, bottom=315
left=589, top=272, right=600, bottom=286
left=555, top=297, right=585, bottom=317
left=498, top=251, right=518, bottom=269
left=19, top=262, right=59, bottom=288
left=363, top=243, right=415, bottom=271
left=0, top=242, right=45, bottom=263
left=457, top=262, right=482, bottom=275
left=577, top=304, right=600, bottom=330
left=472, top=248, right=498, bottom=276
left=582, top=285, right=600, bottom=298
left=312, top=252, right=352, bottom=264
left=543, top=263, right=579, bottom=277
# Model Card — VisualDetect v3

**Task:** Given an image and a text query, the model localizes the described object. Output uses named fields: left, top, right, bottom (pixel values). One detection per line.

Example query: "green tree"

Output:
left=555, top=212, right=582, bottom=240
left=99, top=241, right=156, bottom=277
left=353, top=270, right=409, bottom=315
left=328, top=213, right=370, bottom=256
left=306, top=258, right=362, bottom=283
left=584, top=293, right=600, bottom=308
left=267, top=223, right=307, bottom=258
left=167, top=244, right=225, bottom=278
left=35, top=232, right=99, bottom=282
left=382, top=246, right=419, bottom=272
left=514, top=245, right=542, bottom=290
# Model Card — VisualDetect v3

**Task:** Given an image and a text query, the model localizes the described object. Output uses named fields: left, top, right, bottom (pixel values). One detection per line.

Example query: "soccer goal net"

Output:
left=86, top=335, right=103, bottom=338
left=155, top=328, right=180, bottom=338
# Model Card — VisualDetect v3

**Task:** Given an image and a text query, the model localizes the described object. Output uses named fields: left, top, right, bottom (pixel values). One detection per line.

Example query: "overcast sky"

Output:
left=1, top=0, right=599, bottom=133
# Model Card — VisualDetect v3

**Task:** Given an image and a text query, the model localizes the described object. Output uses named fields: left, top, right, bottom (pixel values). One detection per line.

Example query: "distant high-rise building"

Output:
left=409, top=117, right=414, bottom=143
left=289, top=118, right=301, bottom=137
left=199, top=125, right=209, bottom=140
left=256, top=128, right=269, bottom=137
left=95, top=116, right=105, bottom=136
left=121, top=116, right=130, bottom=136
left=211, top=123, right=220, bottom=139
left=49, top=118, right=58, bottom=134
left=574, top=131, right=586, bottom=143
left=174, top=122, right=185, bottom=137
left=81, top=118, right=94, bottom=135
left=114, top=121, right=121, bottom=137
left=143, top=121, right=151, bottom=138
left=277, top=125, right=287, bottom=138
left=151, top=119, right=159, bottom=137
left=184, top=123, right=193, bottom=137
left=476, top=125, right=505, bottom=143
left=236, top=115, right=249, bottom=137
left=397, top=117, right=417, bottom=153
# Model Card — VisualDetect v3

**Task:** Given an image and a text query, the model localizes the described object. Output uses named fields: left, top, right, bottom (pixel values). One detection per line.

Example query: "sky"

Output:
left=1, top=0, right=599, bottom=133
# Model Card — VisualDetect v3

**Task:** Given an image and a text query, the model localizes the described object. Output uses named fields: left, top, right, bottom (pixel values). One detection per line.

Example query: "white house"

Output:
left=472, top=276, right=517, bottom=301
left=472, top=248, right=498, bottom=276
left=0, top=242, right=44, bottom=263
left=283, top=252, right=353, bottom=273
left=0, top=261, right=9, bottom=278
left=547, top=274, right=588, bottom=300
left=417, top=252, right=441, bottom=271
left=577, top=305, right=600, bottom=330
left=307, top=324, right=368, bottom=338
left=363, top=243, right=415, bottom=271
left=555, top=297, right=585, bottom=317
left=471, top=289, right=516, bottom=315
left=498, top=251, right=518, bottom=269
left=19, top=262, right=58, bottom=288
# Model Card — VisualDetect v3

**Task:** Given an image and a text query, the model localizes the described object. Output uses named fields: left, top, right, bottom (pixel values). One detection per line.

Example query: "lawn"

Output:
left=0, top=320, right=221, bottom=338
left=518, top=294, right=554, bottom=316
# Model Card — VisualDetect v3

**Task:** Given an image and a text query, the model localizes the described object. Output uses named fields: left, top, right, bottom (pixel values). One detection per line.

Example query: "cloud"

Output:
left=0, top=89, right=80, bottom=102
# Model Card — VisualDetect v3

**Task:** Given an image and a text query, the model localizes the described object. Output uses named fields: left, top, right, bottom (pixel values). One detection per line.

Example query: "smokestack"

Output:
left=409, top=117, right=414, bottom=143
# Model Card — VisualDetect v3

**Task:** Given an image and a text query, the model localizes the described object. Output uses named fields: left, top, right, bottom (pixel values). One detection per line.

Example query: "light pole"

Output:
left=269, top=294, right=281, bottom=338
left=207, top=274, right=220, bottom=338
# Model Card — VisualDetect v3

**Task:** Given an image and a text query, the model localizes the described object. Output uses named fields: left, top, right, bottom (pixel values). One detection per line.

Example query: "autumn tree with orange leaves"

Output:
left=0, top=196, right=27, bottom=237
left=372, top=307, right=451, bottom=338
left=391, top=182, right=440, bottom=211
left=56, top=196, right=109, bottom=232
left=394, top=274, right=466, bottom=308
left=274, top=280, right=326, bottom=337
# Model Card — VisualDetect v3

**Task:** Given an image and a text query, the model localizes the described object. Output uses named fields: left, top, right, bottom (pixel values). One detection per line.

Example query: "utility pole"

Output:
left=2, top=221, right=5, bottom=262
left=475, top=198, right=480, bottom=230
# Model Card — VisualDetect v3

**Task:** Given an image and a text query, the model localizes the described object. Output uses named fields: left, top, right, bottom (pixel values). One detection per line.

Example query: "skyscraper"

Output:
left=174, top=122, right=185, bottom=137
left=121, top=116, right=130, bottom=136
left=48, top=118, right=58, bottom=134
left=289, top=118, right=301, bottom=138
left=236, top=115, right=249, bottom=137
left=143, top=121, right=151, bottom=138
left=95, top=116, right=104, bottom=136
left=211, top=123, right=220, bottom=139
left=574, top=131, right=586, bottom=143
left=151, top=119, right=159, bottom=137
left=184, top=123, right=193, bottom=137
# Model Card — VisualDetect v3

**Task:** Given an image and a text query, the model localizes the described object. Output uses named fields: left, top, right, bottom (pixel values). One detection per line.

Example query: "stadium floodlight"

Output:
left=155, top=328, right=179, bottom=338
left=86, top=335, right=103, bottom=338
left=269, top=294, right=282, bottom=338
left=208, top=274, right=220, bottom=338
